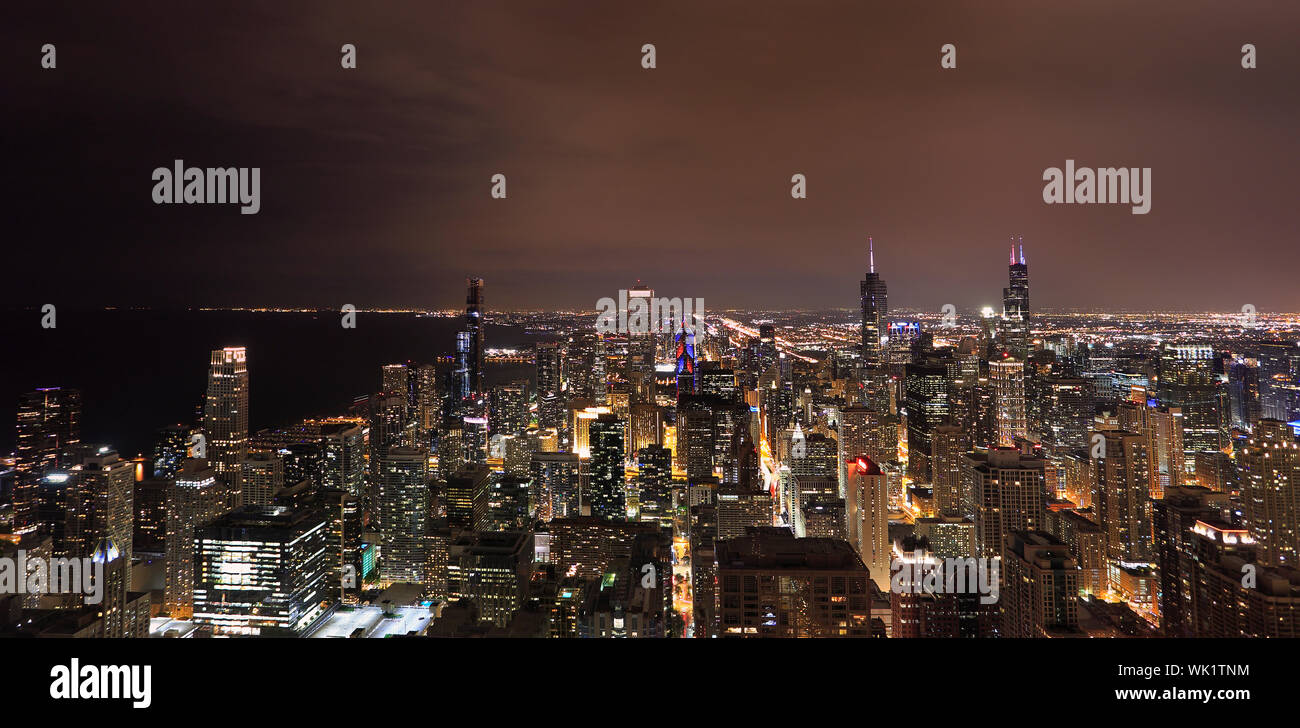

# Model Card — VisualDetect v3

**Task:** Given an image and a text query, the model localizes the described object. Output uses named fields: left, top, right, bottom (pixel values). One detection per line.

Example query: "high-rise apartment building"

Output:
left=377, top=446, right=430, bottom=584
left=1239, top=419, right=1300, bottom=567
left=1094, top=429, right=1153, bottom=564
left=236, top=451, right=284, bottom=507
left=931, top=425, right=969, bottom=517
left=844, top=455, right=890, bottom=590
left=991, top=356, right=1027, bottom=447
left=1002, top=530, right=1080, bottom=638
left=164, top=458, right=227, bottom=619
left=964, top=447, right=1046, bottom=559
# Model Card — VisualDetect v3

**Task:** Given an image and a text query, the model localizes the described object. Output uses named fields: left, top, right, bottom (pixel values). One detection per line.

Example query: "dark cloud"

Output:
left=3, top=1, right=1296, bottom=312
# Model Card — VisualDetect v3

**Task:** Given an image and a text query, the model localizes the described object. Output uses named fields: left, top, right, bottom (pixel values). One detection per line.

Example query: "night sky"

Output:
left=3, top=1, right=1297, bottom=312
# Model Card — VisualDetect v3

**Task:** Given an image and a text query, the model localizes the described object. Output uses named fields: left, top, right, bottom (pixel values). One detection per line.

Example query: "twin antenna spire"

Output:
left=1009, top=236, right=1026, bottom=265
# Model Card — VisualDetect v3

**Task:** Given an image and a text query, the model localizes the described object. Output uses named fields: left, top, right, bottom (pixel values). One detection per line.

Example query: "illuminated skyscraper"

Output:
left=193, top=505, right=330, bottom=636
left=321, top=421, right=366, bottom=496
left=860, top=238, right=889, bottom=409
left=413, top=363, right=440, bottom=448
left=14, top=386, right=82, bottom=534
left=1181, top=518, right=1300, bottom=637
left=1036, top=377, right=1093, bottom=452
left=535, top=340, right=563, bottom=424
left=838, top=406, right=892, bottom=500
left=1239, top=419, right=1300, bottom=566
left=635, top=444, right=673, bottom=525
left=964, top=446, right=1046, bottom=559
left=844, top=455, right=890, bottom=589
left=203, top=347, right=250, bottom=507
left=675, top=320, right=697, bottom=400
left=627, top=285, right=657, bottom=405
left=588, top=412, right=626, bottom=521
left=464, top=277, right=485, bottom=398
left=716, top=484, right=771, bottom=540
left=66, top=447, right=137, bottom=636
left=931, top=425, right=970, bottom=517
left=448, top=530, right=532, bottom=627
left=1153, top=485, right=1229, bottom=636
left=381, top=363, right=410, bottom=400
left=1002, top=530, right=1080, bottom=638
left=531, top=451, right=581, bottom=521
left=164, top=458, right=226, bottom=619
left=75, top=448, right=136, bottom=567
left=1118, top=398, right=1184, bottom=500
left=1158, top=343, right=1228, bottom=456
left=904, top=359, right=950, bottom=482
left=236, top=451, right=284, bottom=507
left=1000, top=239, right=1029, bottom=360
left=991, top=356, right=1027, bottom=447
left=1093, top=429, right=1153, bottom=564
left=377, top=446, right=430, bottom=584
left=489, top=381, right=529, bottom=436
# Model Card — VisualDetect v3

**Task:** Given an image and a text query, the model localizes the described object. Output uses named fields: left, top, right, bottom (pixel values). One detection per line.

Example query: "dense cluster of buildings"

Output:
left=3, top=255, right=1299, bottom=639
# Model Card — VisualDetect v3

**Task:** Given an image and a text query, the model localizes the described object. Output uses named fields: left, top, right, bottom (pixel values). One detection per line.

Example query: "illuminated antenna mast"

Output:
left=869, top=237, right=875, bottom=273
left=1010, top=238, right=1016, bottom=265
left=1018, top=236, right=1025, bottom=265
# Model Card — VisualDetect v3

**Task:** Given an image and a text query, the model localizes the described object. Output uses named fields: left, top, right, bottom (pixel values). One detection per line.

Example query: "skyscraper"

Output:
left=381, top=363, right=410, bottom=400
left=844, top=455, right=890, bottom=590
left=531, top=451, right=581, bottom=521
left=489, top=381, right=529, bottom=436
left=904, top=358, right=951, bottom=482
left=1094, top=429, right=1154, bottom=564
left=635, top=444, right=673, bottom=525
left=204, top=346, right=250, bottom=507
left=193, top=505, right=331, bottom=636
left=72, top=447, right=136, bottom=637
left=1035, top=377, right=1093, bottom=452
left=627, top=285, right=657, bottom=405
left=1153, top=485, right=1228, bottom=636
left=164, top=458, right=226, bottom=619
left=236, top=451, right=284, bottom=507
left=377, top=446, right=430, bottom=584
left=1158, top=343, right=1229, bottom=457
left=931, top=425, right=970, bottom=517
left=675, top=320, right=697, bottom=400
left=464, top=277, right=485, bottom=398
left=1002, top=530, right=1080, bottom=638
left=1001, top=239, right=1030, bottom=360
left=991, top=356, right=1027, bottom=447
left=587, top=412, right=626, bottom=521
left=14, top=386, right=82, bottom=534
left=964, top=446, right=1047, bottom=559
left=860, top=238, right=889, bottom=409
left=1238, top=419, right=1300, bottom=567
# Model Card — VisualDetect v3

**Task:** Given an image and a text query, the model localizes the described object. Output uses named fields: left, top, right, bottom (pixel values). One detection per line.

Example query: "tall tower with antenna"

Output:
left=860, top=237, right=890, bottom=409
left=1001, top=237, right=1030, bottom=360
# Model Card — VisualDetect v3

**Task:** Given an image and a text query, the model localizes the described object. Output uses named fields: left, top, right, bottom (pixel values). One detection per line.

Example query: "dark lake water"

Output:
left=0, top=310, right=535, bottom=458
